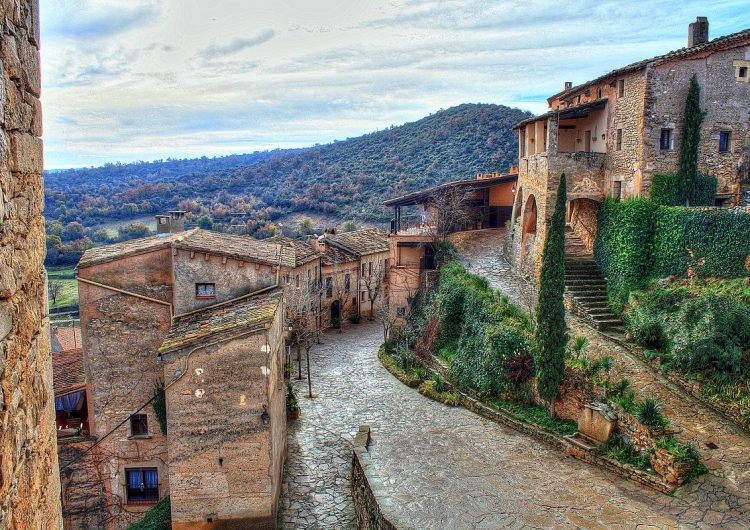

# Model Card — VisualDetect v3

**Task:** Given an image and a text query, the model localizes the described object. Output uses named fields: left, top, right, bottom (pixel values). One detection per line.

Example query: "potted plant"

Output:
left=349, top=314, right=361, bottom=324
left=284, top=361, right=294, bottom=381
left=286, top=383, right=300, bottom=420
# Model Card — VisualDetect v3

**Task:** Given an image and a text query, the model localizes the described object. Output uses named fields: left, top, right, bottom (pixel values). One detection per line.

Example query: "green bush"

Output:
left=598, top=434, right=652, bottom=472
left=127, top=496, right=171, bottom=529
left=650, top=173, right=681, bottom=206
left=692, top=174, right=718, bottom=206
left=625, top=303, right=667, bottom=350
left=596, top=199, right=750, bottom=302
left=671, top=293, right=750, bottom=374
left=594, top=198, right=658, bottom=301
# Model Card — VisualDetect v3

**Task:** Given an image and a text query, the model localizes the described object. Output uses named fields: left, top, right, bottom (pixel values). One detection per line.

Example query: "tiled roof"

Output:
left=51, top=326, right=82, bottom=353
left=158, top=289, right=283, bottom=353
left=325, top=228, right=389, bottom=256
left=266, top=235, right=321, bottom=267
left=319, top=241, right=357, bottom=266
left=384, top=172, right=518, bottom=207
left=52, top=348, right=85, bottom=395
left=78, top=230, right=194, bottom=268
left=548, top=28, right=750, bottom=101
left=175, top=229, right=295, bottom=268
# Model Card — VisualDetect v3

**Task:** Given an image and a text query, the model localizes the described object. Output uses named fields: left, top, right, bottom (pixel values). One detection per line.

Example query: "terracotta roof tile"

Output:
left=51, top=326, right=82, bottom=353
left=547, top=28, right=750, bottom=101
left=52, top=349, right=85, bottom=395
left=325, top=228, right=389, bottom=256
left=266, top=235, right=321, bottom=267
left=176, top=230, right=295, bottom=268
left=159, top=289, right=283, bottom=353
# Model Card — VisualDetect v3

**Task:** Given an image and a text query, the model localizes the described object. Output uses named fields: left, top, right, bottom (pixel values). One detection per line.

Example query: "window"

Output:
left=719, top=131, right=731, bottom=153
left=344, top=273, right=351, bottom=292
left=616, top=129, right=622, bottom=151
left=325, top=277, right=333, bottom=298
left=597, top=87, right=603, bottom=99
left=352, top=297, right=357, bottom=306
left=362, top=263, right=367, bottom=276
left=295, top=275, right=300, bottom=288
left=368, top=262, right=372, bottom=275
left=396, top=307, right=405, bottom=317
left=130, top=414, right=149, bottom=436
left=612, top=181, right=623, bottom=201
left=739, top=66, right=748, bottom=79
left=195, top=283, right=216, bottom=299
left=660, top=128, right=672, bottom=151
left=361, top=292, right=366, bottom=302
left=618, top=79, right=625, bottom=97
left=126, top=468, right=159, bottom=505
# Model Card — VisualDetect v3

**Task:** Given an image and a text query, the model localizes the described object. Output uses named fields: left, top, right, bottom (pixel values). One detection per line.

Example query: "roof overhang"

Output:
left=384, top=173, right=518, bottom=207
left=514, top=98, right=608, bottom=130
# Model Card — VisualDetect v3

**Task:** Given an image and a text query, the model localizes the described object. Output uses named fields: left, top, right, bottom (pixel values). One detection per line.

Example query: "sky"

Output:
left=40, top=0, right=749, bottom=169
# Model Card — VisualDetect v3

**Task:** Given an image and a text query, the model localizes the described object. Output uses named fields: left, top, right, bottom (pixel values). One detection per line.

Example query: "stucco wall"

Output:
left=644, top=45, right=750, bottom=201
left=172, top=249, right=277, bottom=315
left=0, top=0, right=62, bottom=527
left=165, top=304, right=286, bottom=529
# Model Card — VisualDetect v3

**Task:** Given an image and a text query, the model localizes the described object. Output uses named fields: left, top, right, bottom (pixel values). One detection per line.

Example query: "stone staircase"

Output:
left=564, top=228, right=623, bottom=332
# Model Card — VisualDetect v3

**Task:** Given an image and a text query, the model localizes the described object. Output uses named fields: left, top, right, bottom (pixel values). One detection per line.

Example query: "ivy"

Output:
left=153, top=383, right=167, bottom=435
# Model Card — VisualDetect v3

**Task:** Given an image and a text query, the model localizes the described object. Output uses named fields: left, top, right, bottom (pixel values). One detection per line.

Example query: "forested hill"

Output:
left=44, top=103, right=530, bottom=265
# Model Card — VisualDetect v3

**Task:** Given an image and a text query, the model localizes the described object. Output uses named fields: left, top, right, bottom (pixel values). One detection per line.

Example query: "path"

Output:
left=277, top=319, right=740, bottom=528
left=453, top=229, right=750, bottom=528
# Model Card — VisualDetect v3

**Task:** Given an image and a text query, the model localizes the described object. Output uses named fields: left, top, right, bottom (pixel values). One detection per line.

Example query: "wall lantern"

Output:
left=156, top=352, right=163, bottom=364
left=511, top=186, right=516, bottom=194
left=261, top=407, right=270, bottom=427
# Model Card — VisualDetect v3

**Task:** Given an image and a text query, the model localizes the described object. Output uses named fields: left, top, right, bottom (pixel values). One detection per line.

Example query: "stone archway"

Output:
left=512, top=186, right=524, bottom=225
left=568, top=198, right=599, bottom=254
left=519, top=194, right=538, bottom=267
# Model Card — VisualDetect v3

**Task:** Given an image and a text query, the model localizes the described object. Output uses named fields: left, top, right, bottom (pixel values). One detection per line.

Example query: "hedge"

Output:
left=596, top=199, right=750, bottom=302
left=126, top=496, right=171, bottom=530
left=650, top=173, right=717, bottom=206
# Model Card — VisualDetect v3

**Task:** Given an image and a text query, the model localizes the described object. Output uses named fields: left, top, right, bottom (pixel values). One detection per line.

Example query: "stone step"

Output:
left=565, top=279, right=608, bottom=286
left=567, top=287, right=608, bottom=296
left=575, top=295, right=610, bottom=303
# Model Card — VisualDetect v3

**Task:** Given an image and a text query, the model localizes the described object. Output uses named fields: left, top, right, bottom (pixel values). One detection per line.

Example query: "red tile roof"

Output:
left=52, top=348, right=85, bottom=396
left=51, top=326, right=82, bottom=353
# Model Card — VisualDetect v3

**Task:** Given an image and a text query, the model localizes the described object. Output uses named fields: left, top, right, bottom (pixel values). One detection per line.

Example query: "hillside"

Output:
left=44, top=103, right=530, bottom=265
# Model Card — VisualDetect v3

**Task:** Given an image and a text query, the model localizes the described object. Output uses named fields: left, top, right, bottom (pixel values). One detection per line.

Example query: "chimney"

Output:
left=155, top=215, right=170, bottom=234
left=168, top=210, right=186, bottom=232
left=564, top=81, right=573, bottom=91
left=688, top=17, right=709, bottom=47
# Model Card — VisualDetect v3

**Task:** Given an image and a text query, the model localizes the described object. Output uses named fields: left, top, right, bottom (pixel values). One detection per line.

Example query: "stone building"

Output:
left=509, top=18, right=750, bottom=275
left=313, top=229, right=390, bottom=322
left=0, top=0, right=63, bottom=528
left=75, top=228, right=316, bottom=527
left=384, top=171, right=518, bottom=318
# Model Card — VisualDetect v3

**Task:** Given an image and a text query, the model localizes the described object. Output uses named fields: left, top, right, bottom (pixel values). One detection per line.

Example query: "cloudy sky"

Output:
left=41, top=0, right=748, bottom=168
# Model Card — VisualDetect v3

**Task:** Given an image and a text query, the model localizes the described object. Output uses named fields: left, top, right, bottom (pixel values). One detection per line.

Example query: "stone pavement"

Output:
left=453, top=229, right=750, bottom=528
left=277, top=317, right=746, bottom=528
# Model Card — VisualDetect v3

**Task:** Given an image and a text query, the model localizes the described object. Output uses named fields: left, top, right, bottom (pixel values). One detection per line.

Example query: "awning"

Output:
left=55, top=389, right=84, bottom=413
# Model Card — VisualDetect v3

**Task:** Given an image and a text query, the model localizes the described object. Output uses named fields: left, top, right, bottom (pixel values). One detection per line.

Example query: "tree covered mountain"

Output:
left=44, top=103, right=530, bottom=265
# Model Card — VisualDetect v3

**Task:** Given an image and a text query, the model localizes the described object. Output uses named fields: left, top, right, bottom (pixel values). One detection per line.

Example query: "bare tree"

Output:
left=49, top=280, right=64, bottom=306
left=362, top=259, right=386, bottom=321
left=285, top=281, right=322, bottom=398
left=375, top=298, right=397, bottom=343
left=325, top=256, right=353, bottom=333
left=428, top=186, right=474, bottom=243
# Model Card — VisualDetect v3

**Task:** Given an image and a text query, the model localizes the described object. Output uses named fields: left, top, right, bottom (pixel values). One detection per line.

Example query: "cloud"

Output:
left=199, top=29, right=275, bottom=60
left=43, top=1, right=160, bottom=39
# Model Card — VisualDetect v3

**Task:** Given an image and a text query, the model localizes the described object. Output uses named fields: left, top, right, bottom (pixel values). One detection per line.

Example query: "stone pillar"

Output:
left=0, top=1, right=63, bottom=528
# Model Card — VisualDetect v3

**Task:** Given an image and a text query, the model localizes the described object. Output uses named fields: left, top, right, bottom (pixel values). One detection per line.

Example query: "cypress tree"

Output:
left=534, top=173, right=569, bottom=418
left=678, top=75, right=706, bottom=205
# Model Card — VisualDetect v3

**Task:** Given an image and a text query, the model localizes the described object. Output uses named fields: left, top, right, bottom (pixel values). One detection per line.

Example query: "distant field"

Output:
left=89, top=215, right=156, bottom=238
left=47, top=266, right=78, bottom=309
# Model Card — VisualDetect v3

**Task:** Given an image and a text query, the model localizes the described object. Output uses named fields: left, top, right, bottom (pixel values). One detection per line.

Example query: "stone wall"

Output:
left=644, top=46, right=750, bottom=201
left=79, top=254, right=173, bottom=528
left=58, top=437, right=107, bottom=530
left=351, top=426, right=409, bottom=530
left=0, top=0, right=62, bottom=527
left=164, top=304, right=286, bottom=529
left=172, top=249, right=277, bottom=315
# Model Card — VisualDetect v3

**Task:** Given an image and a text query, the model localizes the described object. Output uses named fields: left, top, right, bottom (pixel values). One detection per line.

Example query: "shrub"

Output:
left=348, top=314, right=361, bottom=324
left=636, top=398, right=669, bottom=428
left=127, top=496, right=171, bottom=529
left=502, top=349, right=534, bottom=386
left=598, top=434, right=653, bottom=472
left=650, top=173, right=681, bottom=206
left=655, top=437, right=701, bottom=465
left=414, top=314, right=441, bottom=361
left=670, top=293, right=749, bottom=374
left=433, top=373, right=448, bottom=393
left=286, top=383, right=299, bottom=412
left=692, top=174, right=718, bottom=206
left=625, top=303, right=667, bottom=350
left=594, top=198, right=658, bottom=301
left=418, top=380, right=460, bottom=406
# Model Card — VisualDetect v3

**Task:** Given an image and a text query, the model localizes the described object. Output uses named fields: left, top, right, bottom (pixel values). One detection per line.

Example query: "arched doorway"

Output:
left=567, top=198, right=599, bottom=256
left=519, top=194, right=538, bottom=266
left=331, top=300, right=341, bottom=328
left=512, top=186, right=523, bottom=225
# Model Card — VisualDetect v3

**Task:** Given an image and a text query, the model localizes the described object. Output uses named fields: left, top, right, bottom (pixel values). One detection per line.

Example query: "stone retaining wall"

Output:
left=351, top=425, right=411, bottom=530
